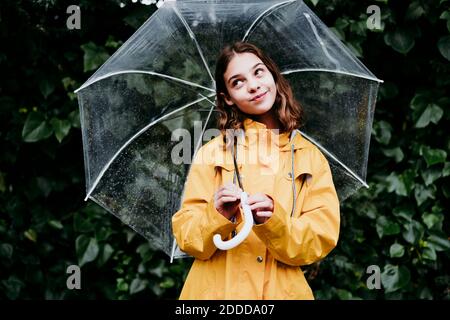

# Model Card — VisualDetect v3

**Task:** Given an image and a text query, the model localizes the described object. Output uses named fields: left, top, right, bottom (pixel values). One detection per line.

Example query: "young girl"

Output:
left=172, top=41, right=340, bottom=300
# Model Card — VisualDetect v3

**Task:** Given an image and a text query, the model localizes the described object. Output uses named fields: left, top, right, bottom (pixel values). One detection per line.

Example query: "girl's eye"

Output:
left=232, top=79, right=242, bottom=87
left=255, top=68, right=264, bottom=75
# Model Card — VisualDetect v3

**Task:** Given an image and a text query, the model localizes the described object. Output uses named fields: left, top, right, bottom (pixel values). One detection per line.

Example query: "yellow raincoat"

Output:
left=172, top=118, right=340, bottom=299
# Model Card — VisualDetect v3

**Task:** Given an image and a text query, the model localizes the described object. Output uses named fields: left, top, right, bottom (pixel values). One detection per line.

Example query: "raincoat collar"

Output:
left=238, top=117, right=310, bottom=152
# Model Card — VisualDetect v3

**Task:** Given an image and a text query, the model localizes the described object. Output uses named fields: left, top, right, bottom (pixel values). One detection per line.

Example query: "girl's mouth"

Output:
left=251, top=91, right=267, bottom=102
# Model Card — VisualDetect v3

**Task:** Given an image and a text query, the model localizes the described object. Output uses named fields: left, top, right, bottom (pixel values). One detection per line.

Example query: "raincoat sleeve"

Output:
left=172, top=146, right=240, bottom=261
left=253, top=148, right=340, bottom=266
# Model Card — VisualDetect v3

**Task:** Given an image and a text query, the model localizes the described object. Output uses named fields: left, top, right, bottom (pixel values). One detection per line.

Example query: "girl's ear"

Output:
left=220, top=92, right=234, bottom=106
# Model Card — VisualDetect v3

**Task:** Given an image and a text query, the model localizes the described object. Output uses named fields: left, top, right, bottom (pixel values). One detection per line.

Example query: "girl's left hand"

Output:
left=246, top=193, right=274, bottom=224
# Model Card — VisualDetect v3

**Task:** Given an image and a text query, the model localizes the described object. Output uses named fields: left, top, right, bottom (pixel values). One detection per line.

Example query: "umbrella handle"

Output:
left=213, top=191, right=254, bottom=250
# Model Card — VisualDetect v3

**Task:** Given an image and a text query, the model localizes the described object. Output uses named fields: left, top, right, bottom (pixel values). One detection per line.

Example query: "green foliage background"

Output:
left=0, top=0, right=449, bottom=299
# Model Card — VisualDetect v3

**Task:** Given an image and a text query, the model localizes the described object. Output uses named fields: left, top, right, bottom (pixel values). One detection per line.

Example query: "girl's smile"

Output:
left=250, top=90, right=268, bottom=102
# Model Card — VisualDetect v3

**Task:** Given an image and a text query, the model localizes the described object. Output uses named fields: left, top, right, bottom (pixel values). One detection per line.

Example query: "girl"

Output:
left=172, top=41, right=340, bottom=300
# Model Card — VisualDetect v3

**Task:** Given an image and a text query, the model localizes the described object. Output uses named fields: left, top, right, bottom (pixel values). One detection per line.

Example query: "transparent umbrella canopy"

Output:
left=75, top=0, right=382, bottom=259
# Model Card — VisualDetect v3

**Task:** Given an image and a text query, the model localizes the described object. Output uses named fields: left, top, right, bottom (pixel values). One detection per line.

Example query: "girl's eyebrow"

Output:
left=227, top=62, right=264, bottom=84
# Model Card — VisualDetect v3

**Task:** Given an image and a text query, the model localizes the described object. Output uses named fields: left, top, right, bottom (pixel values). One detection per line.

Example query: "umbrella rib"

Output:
left=298, top=129, right=370, bottom=188
left=282, top=68, right=384, bottom=83
left=84, top=92, right=216, bottom=201
left=303, top=12, right=341, bottom=70
left=172, top=6, right=215, bottom=86
left=74, top=70, right=215, bottom=93
left=242, top=0, right=296, bottom=42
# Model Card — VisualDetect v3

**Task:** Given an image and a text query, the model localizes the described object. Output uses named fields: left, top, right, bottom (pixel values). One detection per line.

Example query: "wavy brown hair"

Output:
left=214, top=41, right=304, bottom=149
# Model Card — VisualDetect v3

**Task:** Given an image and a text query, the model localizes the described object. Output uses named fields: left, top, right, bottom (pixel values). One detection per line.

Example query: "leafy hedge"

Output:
left=0, top=0, right=448, bottom=299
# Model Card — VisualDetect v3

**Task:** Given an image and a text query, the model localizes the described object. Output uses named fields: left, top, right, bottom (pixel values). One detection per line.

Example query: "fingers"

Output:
left=216, top=188, right=241, bottom=200
left=216, top=183, right=242, bottom=198
left=256, top=211, right=272, bottom=218
left=246, top=192, right=266, bottom=205
left=248, top=200, right=273, bottom=212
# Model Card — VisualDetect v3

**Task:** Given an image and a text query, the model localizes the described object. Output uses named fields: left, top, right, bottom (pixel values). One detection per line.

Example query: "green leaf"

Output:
left=160, top=277, right=175, bottom=289
left=376, top=216, right=401, bottom=238
left=0, top=243, right=13, bottom=260
left=68, top=110, right=81, bottom=128
left=62, top=77, right=76, bottom=91
left=390, top=243, right=405, bottom=258
left=24, top=229, right=37, bottom=242
left=386, top=173, right=407, bottom=196
left=148, top=260, right=165, bottom=278
left=402, top=220, right=425, bottom=244
left=422, top=147, right=447, bottom=167
left=443, top=162, right=450, bottom=177
left=422, top=247, right=437, bottom=261
left=330, top=27, right=345, bottom=41
left=22, top=112, right=53, bottom=143
left=422, top=212, right=443, bottom=230
left=48, top=220, right=63, bottom=230
left=130, top=278, right=148, bottom=295
left=73, top=213, right=94, bottom=233
left=372, top=120, right=392, bottom=145
left=136, top=243, right=154, bottom=262
left=405, top=2, right=425, bottom=20
left=382, top=147, right=404, bottom=163
left=440, top=11, right=450, bottom=20
left=415, top=104, right=444, bottom=128
left=421, top=167, right=442, bottom=186
left=116, top=278, right=129, bottom=292
left=379, top=82, right=399, bottom=100
left=1, top=276, right=24, bottom=300
left=427, top=234, right=450, bottom=252
left=437, top=35, right=450, bottom=61
left=410, top=93, right=429, bottom=112
left=347, top=42, right=363, bottom=58
left=335, top=17, right=349, bottom=30
left=98, top=243, right=114, bottom=267
left=50, top=118, right=71, bottom=143
left=76, top=235, right=99, bottom=267
left=386, top=170, right=416, bottom=196
left=414, top=184, right=436, bottom=206
left=381, top=265, right=411, bottom=293
left=81, top=42, right=110, bottom=72
left=393, top=204, right=416, bottom=221
left=39, top=78, right=55, bottom=99
left=384, top=28, right=415, bottom=54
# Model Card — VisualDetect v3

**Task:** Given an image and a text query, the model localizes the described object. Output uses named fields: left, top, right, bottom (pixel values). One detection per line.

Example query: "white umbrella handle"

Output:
left=213, top=191, right=254, bottom=250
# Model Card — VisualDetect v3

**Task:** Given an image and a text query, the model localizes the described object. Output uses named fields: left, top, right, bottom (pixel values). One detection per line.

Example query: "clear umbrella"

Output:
left=75, top=0, right=382, bottom=261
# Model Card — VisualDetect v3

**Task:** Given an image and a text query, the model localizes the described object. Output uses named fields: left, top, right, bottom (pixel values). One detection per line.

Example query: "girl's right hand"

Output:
left=214, top=182, right=242, bottom=220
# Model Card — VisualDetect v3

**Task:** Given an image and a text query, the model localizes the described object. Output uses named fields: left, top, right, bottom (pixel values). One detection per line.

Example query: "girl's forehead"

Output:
left=224, top=53, right=264, bottom=79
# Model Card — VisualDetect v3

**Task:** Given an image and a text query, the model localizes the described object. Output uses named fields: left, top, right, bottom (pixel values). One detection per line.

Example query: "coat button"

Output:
left=257, top=256, right=263, bottom=263
left=287, top=172, right=293, bottom=179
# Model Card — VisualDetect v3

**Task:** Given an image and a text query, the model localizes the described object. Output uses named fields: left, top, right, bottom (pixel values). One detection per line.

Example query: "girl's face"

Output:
left=221, top=52, right=277, bottom=116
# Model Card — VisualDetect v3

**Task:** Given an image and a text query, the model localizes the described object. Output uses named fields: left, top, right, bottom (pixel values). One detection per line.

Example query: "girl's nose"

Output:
left=248, top=80, right=260, bottom=92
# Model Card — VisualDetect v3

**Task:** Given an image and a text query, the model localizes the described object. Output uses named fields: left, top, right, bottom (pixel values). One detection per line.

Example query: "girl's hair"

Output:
left=214, top=41, right=304, bottom=149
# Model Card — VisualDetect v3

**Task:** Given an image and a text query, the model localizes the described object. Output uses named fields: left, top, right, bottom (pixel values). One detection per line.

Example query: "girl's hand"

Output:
left=247, top=193, right=274, bottom=224
left=214, top=182, right=242, bottom=220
